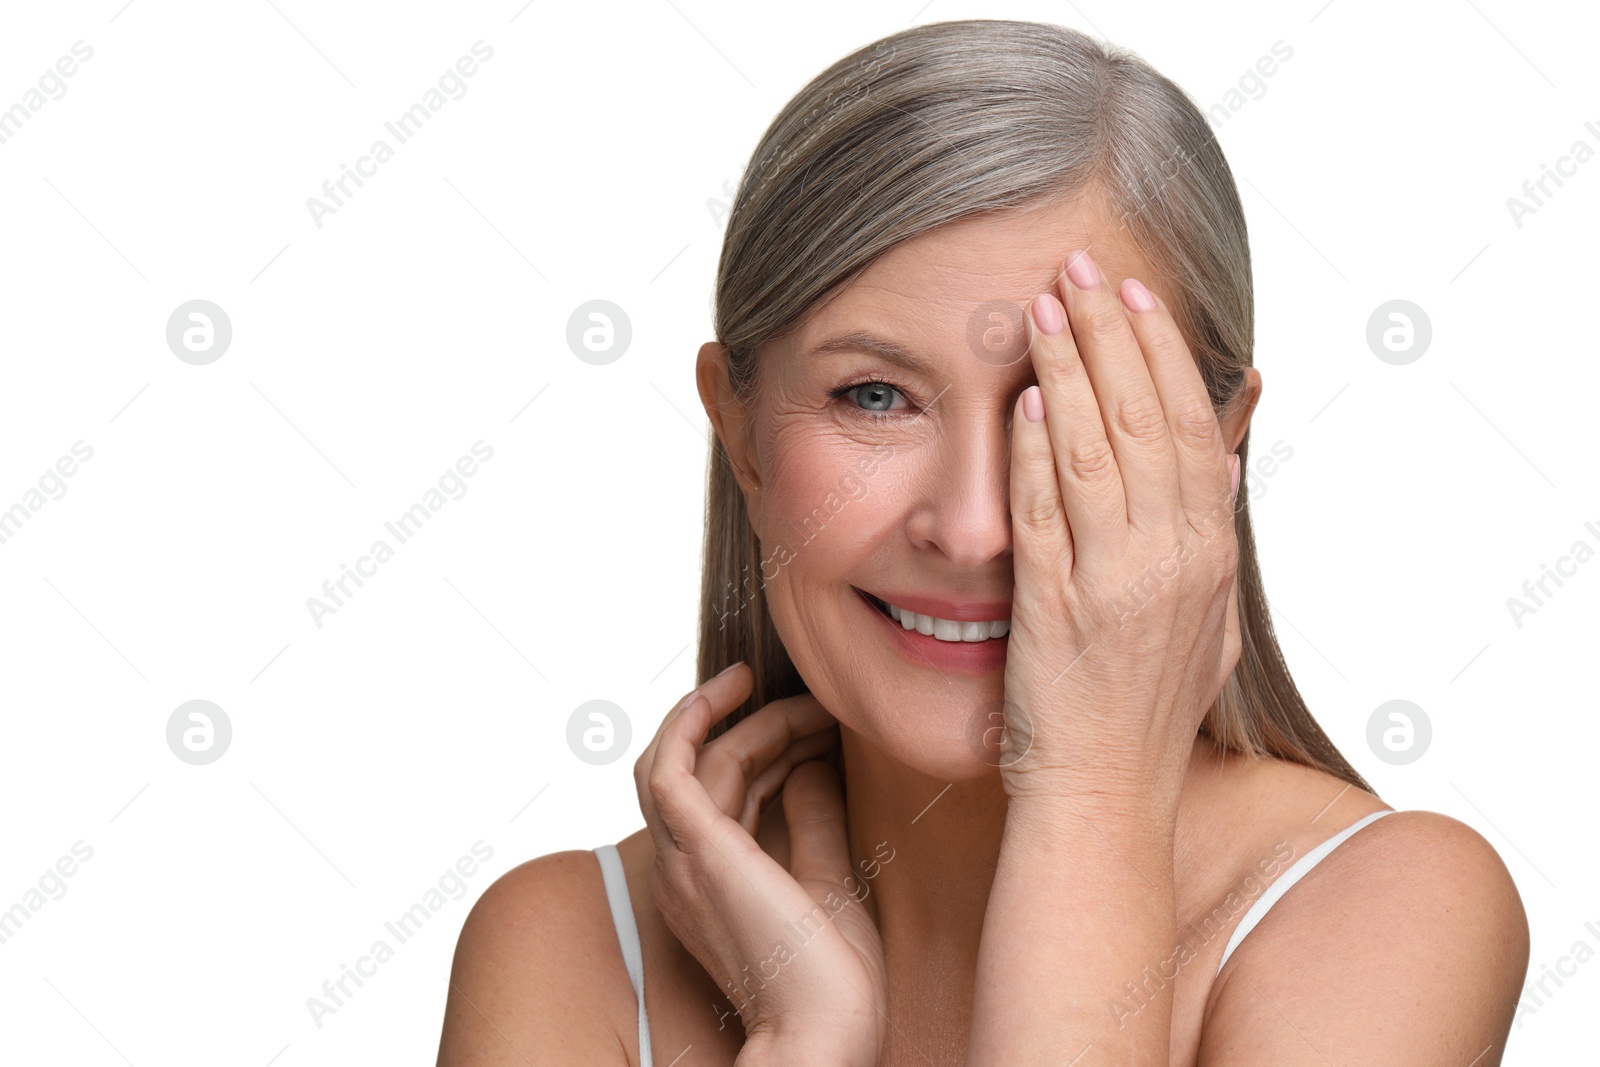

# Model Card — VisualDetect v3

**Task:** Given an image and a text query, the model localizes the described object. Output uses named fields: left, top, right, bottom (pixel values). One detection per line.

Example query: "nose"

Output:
left=904, top=404, right=1014, bottom=570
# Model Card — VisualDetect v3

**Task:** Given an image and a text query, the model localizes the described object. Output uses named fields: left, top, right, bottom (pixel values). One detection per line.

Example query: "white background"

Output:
left=0, top=0, right=1594, bottom=1063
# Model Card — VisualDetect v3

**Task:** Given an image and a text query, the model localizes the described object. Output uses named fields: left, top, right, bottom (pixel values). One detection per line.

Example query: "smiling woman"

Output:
left=695, top=25, right=1341, bottom=775
left=437, top=17, right=1528, bottom=1067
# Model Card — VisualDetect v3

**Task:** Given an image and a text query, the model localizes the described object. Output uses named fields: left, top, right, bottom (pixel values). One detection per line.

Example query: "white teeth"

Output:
left=880, top=599, right=1010, bottom=642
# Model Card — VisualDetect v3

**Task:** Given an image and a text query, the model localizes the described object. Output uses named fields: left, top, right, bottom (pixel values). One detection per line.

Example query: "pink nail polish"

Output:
left=1031, top=293, right=1064, bottom=335
left=1022, top=385, right=1045, bottom=423
left=1065, top=249, right=1101, bottom=289
left=1121, top=278, right=1156, bottom=312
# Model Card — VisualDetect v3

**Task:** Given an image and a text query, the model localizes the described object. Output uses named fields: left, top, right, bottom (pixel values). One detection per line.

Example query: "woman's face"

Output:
left=700, top=193, right=1246, bottom=781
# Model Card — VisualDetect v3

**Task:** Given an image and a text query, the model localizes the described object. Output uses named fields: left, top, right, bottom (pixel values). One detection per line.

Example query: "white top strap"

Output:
left=1216, top=808, right=1396, bottom=976
left=595, top=843, right=653, bottom=1066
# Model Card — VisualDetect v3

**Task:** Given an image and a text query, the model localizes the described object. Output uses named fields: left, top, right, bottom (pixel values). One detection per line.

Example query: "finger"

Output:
left=739, top=724, right=842, bottom=838
left=635, top=663, right=752, bottom=858
left=1023, top=287, right=1122, bottom=569
left=645, top=693, right=756, bottom=859
left=1117, top=277, right=1232, bottom=537
left=1010, top=383, right=1074, bottom=588
left=1056, top=248, right=1181, bottom=536
left=693, top=692, right=839, bottom=826
left=780, top=758, right=855, bottom=892
left=650, top=672, right=831, bottom=860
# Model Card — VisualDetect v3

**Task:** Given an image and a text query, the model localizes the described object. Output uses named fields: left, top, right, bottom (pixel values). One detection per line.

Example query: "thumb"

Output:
left=781, top=759, right=884, bottom=971
left=781, top=757, right=856, bottom=896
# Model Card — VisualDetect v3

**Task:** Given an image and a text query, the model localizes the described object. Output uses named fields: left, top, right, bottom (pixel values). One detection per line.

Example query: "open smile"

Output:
left=851, top=586, right=1010, bottom=675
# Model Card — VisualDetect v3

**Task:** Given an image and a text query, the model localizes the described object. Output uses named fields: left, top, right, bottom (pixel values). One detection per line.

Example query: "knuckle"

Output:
left=1067, top=434, right=1118, bottom=483
left=1081, top=300, right=1131, bottom=341
left=646, top=772, right=675, bottom=811
left=1143, top=327, right=1193, bottom=368
left=721, top=743, right=763, bottom=787
left=1110, top=392, right=1168, bottom=445
left=1016, top=490, right=1064, bottom=532
left=1037, top=341, right=1089, bottom=388
left=1014, top=452, right=1067, bottom=530
left=1170, top=395, right=1221, bottom=447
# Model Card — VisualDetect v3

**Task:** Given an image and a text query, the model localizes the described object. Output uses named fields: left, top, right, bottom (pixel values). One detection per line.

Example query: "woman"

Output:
left=437, top=19, right=1529, bottom=1066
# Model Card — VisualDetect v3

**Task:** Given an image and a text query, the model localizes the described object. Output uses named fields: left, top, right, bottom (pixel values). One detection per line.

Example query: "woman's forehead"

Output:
left=784, top=197, right=1160, bottom=363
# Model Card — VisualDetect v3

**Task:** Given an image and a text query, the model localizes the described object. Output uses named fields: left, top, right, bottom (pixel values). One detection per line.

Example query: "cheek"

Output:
left=757, top=429, right=902, bottom=559
left=754, top=432, right=902, bottom=683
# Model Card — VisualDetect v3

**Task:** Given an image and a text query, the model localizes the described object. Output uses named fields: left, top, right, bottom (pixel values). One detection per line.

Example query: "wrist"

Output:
left=1003, top=790, right=1178, bottom=854
left=999, top=751, right=1184, bottom=826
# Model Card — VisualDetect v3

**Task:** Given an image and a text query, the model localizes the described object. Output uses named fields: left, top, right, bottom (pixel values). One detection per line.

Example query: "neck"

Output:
left=831, top=725, right=1226, bottom=967
left=835, top=726, right=1010, bottom=969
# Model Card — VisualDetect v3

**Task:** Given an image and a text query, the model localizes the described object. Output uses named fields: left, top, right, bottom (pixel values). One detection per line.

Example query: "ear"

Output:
left=1218, top=367, right=1262, bottom=454
left=696, top=341, right=763, bottom=510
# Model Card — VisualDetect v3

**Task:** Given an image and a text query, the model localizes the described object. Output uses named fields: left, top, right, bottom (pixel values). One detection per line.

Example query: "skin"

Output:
left=434, top=191, right=1530, bottom=1066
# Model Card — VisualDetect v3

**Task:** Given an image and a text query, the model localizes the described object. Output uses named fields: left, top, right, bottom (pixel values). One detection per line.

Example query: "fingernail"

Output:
left=1065, top=249, right=1101, bottom=289
left=714, top=660, right=744, bottom=678
left=1030, top=292, right=1064, bottom=335
left=1121, top=277, right=1156, bottom=313
left=1229, top=455, right=1240, bottom=501
left=1022, top=385, right=1045, bottom=423
left=671, top=688, right=700, bottom=714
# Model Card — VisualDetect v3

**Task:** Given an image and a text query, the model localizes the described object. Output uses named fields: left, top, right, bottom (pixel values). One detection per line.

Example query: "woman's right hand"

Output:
left=634, top=662, right=887, bottom=1066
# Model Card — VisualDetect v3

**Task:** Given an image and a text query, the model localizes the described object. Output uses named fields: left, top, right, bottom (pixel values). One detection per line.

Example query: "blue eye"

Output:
left=828, top=379, right=910, bottom=420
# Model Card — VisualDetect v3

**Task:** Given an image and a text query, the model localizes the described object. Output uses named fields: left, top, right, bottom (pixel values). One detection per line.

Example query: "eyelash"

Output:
left=827, top=378, right=914, bottom=421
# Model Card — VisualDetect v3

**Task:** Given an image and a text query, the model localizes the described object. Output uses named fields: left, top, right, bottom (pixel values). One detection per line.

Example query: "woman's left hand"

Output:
left=996, top=247, right=1243, bottom=823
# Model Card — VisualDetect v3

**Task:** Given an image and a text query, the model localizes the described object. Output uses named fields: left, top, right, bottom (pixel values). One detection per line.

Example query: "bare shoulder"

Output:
left=1200, top=795, right=1531, bottom=1064
left=435, top=848, right=636, bottom=1065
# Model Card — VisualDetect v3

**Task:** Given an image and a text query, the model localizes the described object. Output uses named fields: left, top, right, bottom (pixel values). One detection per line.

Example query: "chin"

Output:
left=837, top=692, right=1013, bottom=784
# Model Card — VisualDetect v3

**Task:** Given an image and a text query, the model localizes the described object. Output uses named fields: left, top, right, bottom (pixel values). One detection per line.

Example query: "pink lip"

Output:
left=854, top=586, right=1011, bottom=622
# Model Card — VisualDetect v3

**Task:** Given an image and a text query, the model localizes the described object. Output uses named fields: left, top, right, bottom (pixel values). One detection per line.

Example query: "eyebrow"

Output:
left=806, top=331, right=939, bottom=376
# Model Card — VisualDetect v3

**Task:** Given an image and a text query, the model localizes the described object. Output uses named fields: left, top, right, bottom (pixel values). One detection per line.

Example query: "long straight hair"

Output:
left=694, top=18, right=1373, bottom=794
